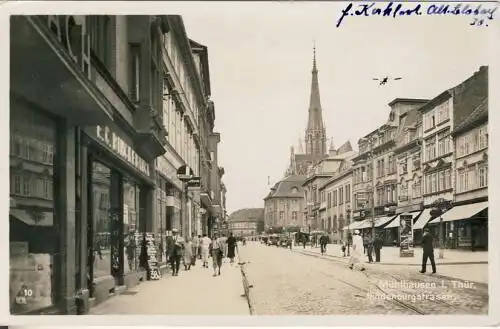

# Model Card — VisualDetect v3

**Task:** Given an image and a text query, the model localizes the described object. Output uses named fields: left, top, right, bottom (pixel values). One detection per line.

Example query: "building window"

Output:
left=437, top=130, right=451, bottom=157
left=376, top=187, right=384, bottom=206
left=412, top=177, right=421, bottom=197
left=339, top=187, right=344, bottom=204
left=345, top=184, right=351, bottom=202
left=424, top=111, right=436, bottom=131
left=129, top=44, right=141, bottom=102
left=479, top=127, right=488, bottom=149
left=327, top=192, right=332, bottom=208
left=292, top=211, right=297, bottom=221
left=425, top=138, right=437, bottom=161
left=333, top=190, right=337, bottom=206
left=279, top=211, right=284, bottom=223
left=388, top=155, right=396, bottom=174
left=479, top=164, right=488, bottom=188
left=89, top=15, right=111, bottom=67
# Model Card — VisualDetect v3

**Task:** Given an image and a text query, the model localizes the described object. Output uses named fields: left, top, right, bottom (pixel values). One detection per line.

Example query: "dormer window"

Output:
left=389, top=112, right=395, bottom=121
left=292, top=187, right=298, bottom=193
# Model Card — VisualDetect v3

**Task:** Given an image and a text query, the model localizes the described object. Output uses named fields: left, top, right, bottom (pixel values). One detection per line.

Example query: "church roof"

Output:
left=227, top=208, right=264, bottom=222
left=264, top=175, right=306, bottom=200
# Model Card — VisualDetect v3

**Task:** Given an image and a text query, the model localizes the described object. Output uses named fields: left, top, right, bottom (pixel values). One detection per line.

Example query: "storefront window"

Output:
left=10, top=103, right=57, bottom=314
left=91, top=162, right=112, bottom=280
left=123, top=179, right=141, bottom=273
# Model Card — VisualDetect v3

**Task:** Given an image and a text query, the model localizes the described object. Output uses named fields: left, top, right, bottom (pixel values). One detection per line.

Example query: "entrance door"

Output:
left=87, top=160, right=115, bottom=296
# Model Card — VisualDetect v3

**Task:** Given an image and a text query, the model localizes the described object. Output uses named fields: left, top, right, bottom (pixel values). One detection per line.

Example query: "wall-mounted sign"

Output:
left=155, top=156, right=182, bottom=190
left=46, top=15, right=91, bottom=79
left=96, top=125, right=150, bottom=177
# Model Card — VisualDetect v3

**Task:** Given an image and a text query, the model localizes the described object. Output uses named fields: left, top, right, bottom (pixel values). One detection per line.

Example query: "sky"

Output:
left=179, top=2, right=494, bottom=214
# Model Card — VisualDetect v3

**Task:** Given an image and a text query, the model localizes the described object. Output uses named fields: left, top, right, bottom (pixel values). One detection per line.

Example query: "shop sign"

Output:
left=46, top=15, right=91, bottom=79
left=155, top=156, right=182, bottom=190
left=96, top=125, right=150, bottom=177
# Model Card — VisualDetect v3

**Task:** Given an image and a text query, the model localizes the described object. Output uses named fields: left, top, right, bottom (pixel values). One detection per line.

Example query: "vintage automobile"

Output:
left=268, top=234, right=279, bottom=246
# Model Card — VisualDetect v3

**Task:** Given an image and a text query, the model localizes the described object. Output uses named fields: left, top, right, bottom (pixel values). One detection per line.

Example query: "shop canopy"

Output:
left=413, top=209, right=433, bottom=230
left=385, top=211, right=423, bottom=229
left=373, top=215, right=398, bottom=228
left=343, top=220, right=364, bottom=231
left=428, top=202, right=488, bottom=224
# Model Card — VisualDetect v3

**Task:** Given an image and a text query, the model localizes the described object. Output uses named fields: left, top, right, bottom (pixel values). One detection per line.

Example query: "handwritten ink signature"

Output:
left=336, top=2, right=497, bottom=28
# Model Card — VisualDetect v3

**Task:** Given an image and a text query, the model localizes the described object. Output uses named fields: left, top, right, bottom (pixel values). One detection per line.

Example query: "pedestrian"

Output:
left=200, top=233, right=211, bottom=268
left=220, top=233, right=228, bottom=261
left=183, top=237, right=193, bottom=271
left=367, top=234, right=374, bottom=263
left=373, top=234, right=383, bottom=262
left=420, top=228, right=436, bottom=274
left=209, top=233, right=223, bottom=276
left=226, top=232, right=237, bottom=264
left=319, top=233, right=328, bottom=255
left=191, top=233, right=199, bottom=266
left=197, top=234, right=202, bottom=259
left=363, top=234, right=369, bottom=254
left=167, top=228, right=183, bottom=276
left=348, top=230, right=365, bottom=271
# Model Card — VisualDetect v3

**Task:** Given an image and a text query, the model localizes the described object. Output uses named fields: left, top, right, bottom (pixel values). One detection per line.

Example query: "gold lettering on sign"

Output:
left=96, top=125, right=150, bottom=177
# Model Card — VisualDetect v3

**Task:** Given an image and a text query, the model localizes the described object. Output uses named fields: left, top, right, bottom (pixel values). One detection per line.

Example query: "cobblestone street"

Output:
left=239, top=242, right=488, bottom=315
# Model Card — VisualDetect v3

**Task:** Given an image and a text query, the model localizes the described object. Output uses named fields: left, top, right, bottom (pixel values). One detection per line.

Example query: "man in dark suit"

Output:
left=166, top=228, right=183, bottom=276
left=373, top=234, right=383, bottom=262
left=420, top=228, right=436, bottom=274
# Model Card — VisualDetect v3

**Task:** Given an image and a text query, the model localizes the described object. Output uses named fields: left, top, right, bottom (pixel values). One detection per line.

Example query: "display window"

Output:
left=9, top=103, right=57, bottom=314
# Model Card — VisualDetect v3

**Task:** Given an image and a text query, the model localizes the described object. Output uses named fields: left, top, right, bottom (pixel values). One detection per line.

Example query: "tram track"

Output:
left=292, top=248, right=427, bottom=315
left=290, top=247, right=484, bottom=315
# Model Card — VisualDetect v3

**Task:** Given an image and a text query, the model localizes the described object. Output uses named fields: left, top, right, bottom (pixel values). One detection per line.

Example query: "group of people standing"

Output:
left=166, top=229, right=240, bottom=277
left=346, top=228, right=437, bottom=274
left=347, top=230, right=383, bottom=271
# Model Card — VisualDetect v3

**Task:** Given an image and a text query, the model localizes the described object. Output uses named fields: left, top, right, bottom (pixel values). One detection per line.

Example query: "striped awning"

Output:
left=413, top=208, right=433, bottom=230
left=429, top=202, right=488, bottom=224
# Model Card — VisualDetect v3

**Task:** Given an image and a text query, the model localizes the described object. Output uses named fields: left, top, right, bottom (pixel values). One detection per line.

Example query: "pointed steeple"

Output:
left=298, top=138, right=304, bottom=154
left=329, top=137, right=335, bottom=151
left=305, top=43, right=327, bottom=156
left=286, top=146, right=297, bottom=176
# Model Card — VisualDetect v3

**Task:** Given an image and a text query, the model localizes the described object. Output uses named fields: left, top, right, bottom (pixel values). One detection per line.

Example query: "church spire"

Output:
left=305, top=43, right=327, bottom=156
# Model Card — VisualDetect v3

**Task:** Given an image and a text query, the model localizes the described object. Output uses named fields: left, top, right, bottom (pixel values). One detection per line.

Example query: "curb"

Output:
left=237, top=251, right=254, bottom=315
left=298, top=249, right=488, bottom=266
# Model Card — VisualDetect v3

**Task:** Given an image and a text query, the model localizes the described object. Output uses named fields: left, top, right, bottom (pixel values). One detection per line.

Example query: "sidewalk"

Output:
left=89, top=258, right=250, bottom=315
left=305, top=244, right=488, bottom=265
left=296, top=244, right=489, bottom=284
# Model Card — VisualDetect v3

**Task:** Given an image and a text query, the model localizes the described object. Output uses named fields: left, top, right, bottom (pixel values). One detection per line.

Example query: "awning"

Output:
left=413, top=208, right=433, bottom=230
left=374, top=215, right=397, bottom=228
left=343, top=220, right=364, bottom=230
left=385, top=215, right=402, bottom=228
left=357, top=218, right=374, bottom=229
left=10, top=209, right=54, bottom=227
left=429, top=202, right=488, bottom=224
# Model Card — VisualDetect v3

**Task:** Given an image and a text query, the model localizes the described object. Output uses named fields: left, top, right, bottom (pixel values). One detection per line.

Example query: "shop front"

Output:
left=10, top=16, right=114, bottom=315
left=82, top=124, right=156, bottom=308
left=427, top=201, right=488, bottom=250
left=155, top=155, right=184, bottom=263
